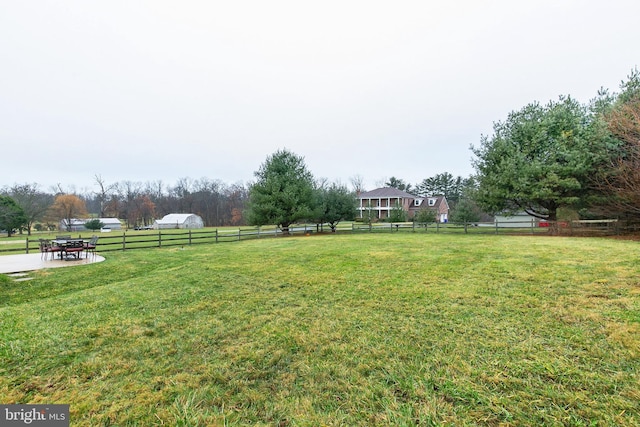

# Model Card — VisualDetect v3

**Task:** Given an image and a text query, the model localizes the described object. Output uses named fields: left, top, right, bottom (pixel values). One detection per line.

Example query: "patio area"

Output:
left=0, top=253, right=105, bottom=274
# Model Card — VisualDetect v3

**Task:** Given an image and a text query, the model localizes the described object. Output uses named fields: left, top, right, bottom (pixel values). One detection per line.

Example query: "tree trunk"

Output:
left=547, top=208, right=558, bottom=235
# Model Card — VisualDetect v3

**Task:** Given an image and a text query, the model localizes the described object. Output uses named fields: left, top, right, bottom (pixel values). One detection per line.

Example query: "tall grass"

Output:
left=0, top=234, right=638, bottom=426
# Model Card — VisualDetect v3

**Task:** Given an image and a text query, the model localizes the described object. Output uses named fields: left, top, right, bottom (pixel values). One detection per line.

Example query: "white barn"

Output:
left=60, top=217, right=122, bottom=231
left=97, top=218, right=123, bottom=230
left=153, top=213, right=204, bottom=229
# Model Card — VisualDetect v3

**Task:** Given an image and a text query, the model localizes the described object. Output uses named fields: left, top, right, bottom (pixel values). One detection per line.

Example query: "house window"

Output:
left=414, top=199, right=422, bottom=207
left=428, top=198, right=436, bottom=206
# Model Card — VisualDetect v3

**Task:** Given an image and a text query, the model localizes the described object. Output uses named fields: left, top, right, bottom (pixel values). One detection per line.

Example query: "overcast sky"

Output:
left=1, top=0, right=638, bottom=193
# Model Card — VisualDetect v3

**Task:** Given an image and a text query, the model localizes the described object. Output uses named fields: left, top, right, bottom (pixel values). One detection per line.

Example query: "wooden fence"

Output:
left=351, top=218, right=622, bottom=236
left=1, top=219, right=627, bottom=256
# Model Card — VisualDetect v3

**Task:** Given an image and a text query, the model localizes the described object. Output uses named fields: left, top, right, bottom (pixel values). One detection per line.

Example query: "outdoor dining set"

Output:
left=39, top=235, right=99, bottom=261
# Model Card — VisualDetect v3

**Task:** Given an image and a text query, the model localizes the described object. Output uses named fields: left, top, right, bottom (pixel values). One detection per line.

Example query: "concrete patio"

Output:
left=0, top=253, right=105, bottom=274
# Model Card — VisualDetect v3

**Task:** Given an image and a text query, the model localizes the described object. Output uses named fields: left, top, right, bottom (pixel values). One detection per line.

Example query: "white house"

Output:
left=153, top=213, right=204, bottom=229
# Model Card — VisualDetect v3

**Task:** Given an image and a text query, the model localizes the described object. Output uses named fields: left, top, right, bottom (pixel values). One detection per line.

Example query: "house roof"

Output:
left=61, top=218, right=121, bottom=225
left=357, top=188, right=450, bottom=212
left=97, top=218, right=122, bottom=225
left=358, top=187, right=416, bottom=199
left=60, top=219, right=85, bottom=225
left=415, top=196, right=449, bottom=210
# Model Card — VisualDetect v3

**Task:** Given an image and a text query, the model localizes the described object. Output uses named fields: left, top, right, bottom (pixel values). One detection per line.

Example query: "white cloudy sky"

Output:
left=1, top=0, right=638, bottom=192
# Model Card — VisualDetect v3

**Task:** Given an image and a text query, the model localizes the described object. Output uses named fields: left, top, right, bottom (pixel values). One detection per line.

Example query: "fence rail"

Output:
left=0, top=219, right=631, bottom=256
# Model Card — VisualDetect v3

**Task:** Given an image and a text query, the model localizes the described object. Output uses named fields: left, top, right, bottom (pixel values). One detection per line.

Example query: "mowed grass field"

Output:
left=0, top=234, right=638, bottom=426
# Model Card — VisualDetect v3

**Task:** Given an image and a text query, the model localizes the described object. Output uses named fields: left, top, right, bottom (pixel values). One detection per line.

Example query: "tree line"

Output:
left=0, top=178, right=249, bottom=236
left=1, top=164, right=473, bottom=237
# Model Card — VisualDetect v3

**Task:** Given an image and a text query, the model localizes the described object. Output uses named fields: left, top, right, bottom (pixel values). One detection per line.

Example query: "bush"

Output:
left=414, top=208, right=437, bottom=224
left=84, top=219, right=105, bottom=231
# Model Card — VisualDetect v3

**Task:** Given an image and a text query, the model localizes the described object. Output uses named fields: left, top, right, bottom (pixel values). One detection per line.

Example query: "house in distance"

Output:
left=357, top=187, right=449, bottom=222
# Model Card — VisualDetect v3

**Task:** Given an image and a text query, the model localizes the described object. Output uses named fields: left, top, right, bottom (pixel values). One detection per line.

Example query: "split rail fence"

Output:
left=0, top=218, right=626, bottom=256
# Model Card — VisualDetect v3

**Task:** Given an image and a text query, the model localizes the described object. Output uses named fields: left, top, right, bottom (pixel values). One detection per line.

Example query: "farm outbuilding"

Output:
left=97, top=218, right=123, bottom=230
left=494, top=212, right=539, bottom=228
left=60, top=218, right=123, bottom=232
left=153, top=213, right=204, bottom=229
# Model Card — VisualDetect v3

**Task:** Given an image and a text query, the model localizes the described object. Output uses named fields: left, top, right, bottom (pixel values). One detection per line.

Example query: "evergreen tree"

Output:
left=247, top=149, right=316, bottom=235
left=316, top=183, right=357, bottom=232
left=84, top=219, right=105, bottom=231
left=472, top=96, right=599, bottom=227
left=0, top=195, right=28, bottom=237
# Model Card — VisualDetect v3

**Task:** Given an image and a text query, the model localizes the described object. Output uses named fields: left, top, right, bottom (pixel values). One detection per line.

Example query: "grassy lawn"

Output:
left=0, top=234, right=638, bottom=426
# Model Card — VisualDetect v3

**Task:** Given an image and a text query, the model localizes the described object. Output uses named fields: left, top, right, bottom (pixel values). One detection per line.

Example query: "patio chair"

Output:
left=38, top=239, right=49, bottom=260
left=44, top=240, right=63, bottom=260
left=64, top=240, right=85, bottom=259
left=84, top=235, right=99, bottom=258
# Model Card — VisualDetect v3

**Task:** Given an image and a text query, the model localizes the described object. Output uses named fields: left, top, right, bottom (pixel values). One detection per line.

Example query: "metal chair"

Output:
left=38, top=239, right=49, bottom=260
left=64, top=240, right=85, bottom=259
left=45, top=240, right=63, bottom=260
left=84, top=235, right=99, bottom=258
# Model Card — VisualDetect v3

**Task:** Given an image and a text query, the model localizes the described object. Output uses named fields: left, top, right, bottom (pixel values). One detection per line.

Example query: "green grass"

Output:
left=1, top=234, right=638, bottom=426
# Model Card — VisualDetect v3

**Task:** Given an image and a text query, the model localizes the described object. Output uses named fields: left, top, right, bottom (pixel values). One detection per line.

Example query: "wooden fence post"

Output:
left=189, top=229, right=192, bottom=245
left=123, top=233, right=127, bottom=251
left=215, top=229, right=218, bottom=244
left=158, top=231, right=162, bottom=248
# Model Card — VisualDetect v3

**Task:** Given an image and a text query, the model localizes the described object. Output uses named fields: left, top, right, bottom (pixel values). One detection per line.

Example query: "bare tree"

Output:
left=119, top=181, right=144, bottom=228
left=128, top=195, right=156, bottom=227
left=349, top=174, right=365, bottom=194
left=94, top=174, right=115, bottom=217
left=48, top=194, right=88, bottom=231
left=601, top=98, right=640, bottom=216
left=3, top=183, right=53, bottom=235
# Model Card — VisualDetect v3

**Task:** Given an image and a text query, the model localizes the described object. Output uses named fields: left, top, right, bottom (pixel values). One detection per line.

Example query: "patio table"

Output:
left=52, top=239, right=87, bottom=260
